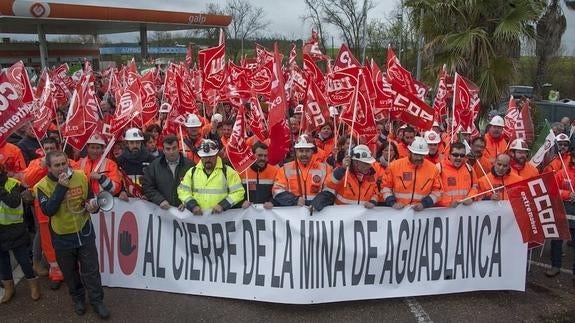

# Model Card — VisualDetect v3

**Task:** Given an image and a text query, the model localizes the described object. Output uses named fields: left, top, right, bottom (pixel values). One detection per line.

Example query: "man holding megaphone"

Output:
left=34, top=151, right=111, bottom=319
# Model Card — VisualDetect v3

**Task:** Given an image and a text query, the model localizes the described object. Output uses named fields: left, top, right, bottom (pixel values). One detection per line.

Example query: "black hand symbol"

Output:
left=119, top=231, right=136, bottom=256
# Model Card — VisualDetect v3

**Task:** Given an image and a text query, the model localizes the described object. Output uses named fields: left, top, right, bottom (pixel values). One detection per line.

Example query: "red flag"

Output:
left=452, top=74, right=480, bottom=132
left=32, top=74, right=56, bottom=139
left=333, top=44, right=361, bottom=72
left=111, top=80, right=143, bottom=136
left=267, top=120, right=292, bottom=166
left=303, top=54, right=325, bottom=92
left=288, top=43, right=297, bottom=67
left=303, top=79, right=331, bottom=133
left=386, top=47, right=417, bottom=95
left=250, top=44, right=274, bottom=97
left=227, top=105, right=256, bottom=173
left=62, top=90, right=87, bottom=138
left=185, top=43, right=193, bottom=69
left=119, top=168, right=145, bottom=199
left=0, top=68, right=34, bottom=145
left=267, top=43, right=289, bottom=128
left=432, top=65, right=451, bottom=120
left=65, top=122, right=97, bottom=151
left=413, top=79, right=430, bottom=101
left=140, top=71, right=159, bottom=126
left=394, top=87, right=435, bottom=131
left=303, top=30, right=329, bottom=61
left=369, top=59, right=395, bottom=120
left=5, top=61, right=34, bottom=104
left=504, top=96, right=519, bottom=140
left=225, top=62, right=252, bottom=102
left=518, top=99, right=535, bottom=144
left=246, top=93, right=268, bottom=142
left=339, top=71, right=379, bottom=143
left=326, top=66, right=359, bottom=106
left=198, top=42, right=226, bottom=93
left=507, top=172, right=572, bottom=247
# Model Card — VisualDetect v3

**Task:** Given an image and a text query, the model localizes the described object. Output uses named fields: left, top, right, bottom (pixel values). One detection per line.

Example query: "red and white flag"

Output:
left=339, top=71, right=379, bottom=143
left=386, top=47, right=417, bottom=95
left=432, top=65, right=451, bottom=120
left=139, top=71, right=159, bottom=126
left=503, top=96, right=519, bottom=140
left=333, top=43, right=362, bottom=72
left=198, top=41, right=226, bottom=93
left=0, top=66, right=34, bottom=145
left=303, top=30, right=329, bottom=61
left=302, top=79, right=331, bottom=133
left=246, top=93, right=268, bottom=142
left=250, top=44, right=274, bottom=97
left=32, top=74, right=56, bottom=139
left=507, top=172, right=572, bottom=247
left=452, top=73, right=480, bottom=132
left=267, top=43, right=289, bottom=128
left=227, top=105, right=256, bottom=174
left=518, top=99, right=535, bottom=144
left=111, top=80, right=143, bottom=136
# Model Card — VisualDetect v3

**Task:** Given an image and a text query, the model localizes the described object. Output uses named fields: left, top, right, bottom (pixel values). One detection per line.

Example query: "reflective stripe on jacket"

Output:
left=0, top=178, right=23, bottom=225
left=382, top=157, right=442, bottom=205
left=436, top=160, right=478, bottom=207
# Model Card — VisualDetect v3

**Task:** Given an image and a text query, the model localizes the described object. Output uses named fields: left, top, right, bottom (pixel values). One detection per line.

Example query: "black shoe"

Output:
left=49, top=280, right=62, bottom=290
left=92, top=303, right=110, bottom=319
left=74, top=301, right=86, bottom=316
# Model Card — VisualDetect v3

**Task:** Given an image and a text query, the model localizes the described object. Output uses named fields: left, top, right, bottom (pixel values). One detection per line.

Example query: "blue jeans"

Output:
left=0, top=244, right=35, bottom=280
left=549, top=228, right=575, bottom=274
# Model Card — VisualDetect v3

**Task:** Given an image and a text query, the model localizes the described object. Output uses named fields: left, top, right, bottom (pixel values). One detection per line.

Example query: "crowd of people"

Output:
left=1, top=78, right=575, bottom=318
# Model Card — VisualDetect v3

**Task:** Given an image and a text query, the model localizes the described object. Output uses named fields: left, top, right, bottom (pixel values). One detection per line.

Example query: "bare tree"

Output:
left=305, top=0, right=375, bottom=58
left=186, top=3, right=225, bottom=41
left=225, top=0, right=269, bottom=59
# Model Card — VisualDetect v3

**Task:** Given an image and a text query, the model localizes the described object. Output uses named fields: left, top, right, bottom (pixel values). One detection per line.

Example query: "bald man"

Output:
left=478, top=154, right=523, bottom=201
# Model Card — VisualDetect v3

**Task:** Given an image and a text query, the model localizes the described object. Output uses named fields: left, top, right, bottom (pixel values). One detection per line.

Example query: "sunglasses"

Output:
left=451, top=153, right=466, bottom=158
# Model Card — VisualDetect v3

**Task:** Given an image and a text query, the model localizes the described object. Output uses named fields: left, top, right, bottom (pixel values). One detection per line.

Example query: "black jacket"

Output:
left=142, top=154, right=194, bottom=207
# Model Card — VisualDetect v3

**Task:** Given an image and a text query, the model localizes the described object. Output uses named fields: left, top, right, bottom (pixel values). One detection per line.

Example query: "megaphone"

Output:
left=96, top=191, right=114, bottom=212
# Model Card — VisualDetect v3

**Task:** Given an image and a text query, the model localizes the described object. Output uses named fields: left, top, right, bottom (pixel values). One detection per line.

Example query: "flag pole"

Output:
left=344, top=70, right=362, bottom=187
left=179, top=125, right=187, bottom=156
left=93, top=137, right=116, bottom=173
left=450, top=73, right=457, bottom=143
left=557, top=144, right=575, bottom=192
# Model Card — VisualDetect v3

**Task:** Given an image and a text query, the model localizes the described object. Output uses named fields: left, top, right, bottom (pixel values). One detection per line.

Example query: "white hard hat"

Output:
left=351, top=145, right=376, bottom=164
left=184, top=114, right=202, bottom=128
left=211, top=113, right=223, bottom=123
left=293, top=134, right=315, bottom=149
left=197, top=139, right=219, bottom=157
left=159, top=102, right=172, bottom=113
left=86, top=133, right=106, bottom=146
left=329, top=106, right=339, bottom=117
left=556, top=133, right=570, bottom=142
left=509, top=138, right=529, bottom=151
left=424, top=130, right=441, bottom=144
left=408, top=136, right=429, bottom=155
left=294, top=104, right=304, bottom=114
left=124, top=128, right=144, bottom=141
left=489, top=115, right=505, bottom=127
left=432, top=121, right=440, bottom=128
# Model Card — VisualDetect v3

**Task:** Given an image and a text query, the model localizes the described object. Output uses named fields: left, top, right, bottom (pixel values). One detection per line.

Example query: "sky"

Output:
left=1, top=0, right=574, bottom=55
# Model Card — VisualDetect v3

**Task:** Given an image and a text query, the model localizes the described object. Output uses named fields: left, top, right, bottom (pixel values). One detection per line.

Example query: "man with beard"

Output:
left=273, top=135, right=332, bottom=207
left=508, top=138, right=539, bottom=179
left=311, top=145, right=378, bottom=211
left=477, top=154, right=522, bottom=201
left=396, top=126, right=416, bottom=158
left=142, top=135, right=194, bottom=210
left=382, top=136, right=442, bottom=211
left=241, top=142, right=278, bottom=209
left=117, top=127, right=155, bottom=179
left=436, top=142, right=478, bottom=207
left=177, top=139, right=244, bottom=215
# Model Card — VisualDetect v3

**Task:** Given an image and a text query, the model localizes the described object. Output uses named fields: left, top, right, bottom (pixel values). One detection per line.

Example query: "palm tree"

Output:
left=533, top=0, right=567, bottom=99
left=404, top=0, right=545, bottom=113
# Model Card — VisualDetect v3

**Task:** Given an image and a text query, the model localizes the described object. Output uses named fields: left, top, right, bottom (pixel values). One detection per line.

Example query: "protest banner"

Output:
left=93, top=200, right=527, bottom=304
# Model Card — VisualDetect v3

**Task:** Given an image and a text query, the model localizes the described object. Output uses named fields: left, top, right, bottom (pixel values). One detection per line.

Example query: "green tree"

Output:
left=405, top=0, right=545, bottom=112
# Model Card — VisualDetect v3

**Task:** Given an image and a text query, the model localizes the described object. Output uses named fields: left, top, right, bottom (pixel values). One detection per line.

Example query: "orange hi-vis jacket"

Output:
left=241, top=164, right=279, bottom=204
left=0, top=142, right=26, bottom=179
left=273, top=159, right=332, bottom=205
left=477, top=170, right=523, bottom=200
left=426, top=153, right=443, bottom=165
left=510, top=160, right=539, bottom=180
left=483, top=133, right=508, bottom=164
left=470, top=155, right=492, bottom=179
left=323, top=167, right=379, bottom=205
left=75, top=156, right=122, bottom=195
left=183, top=136, right=203, bottom=165
left=396, top=142, right=410, bottom=159
left=555, top=165, right=575, bottom=200
left=436, top=159, right=478, bottom=207
left=315, top=136, right=336, bottom=157
left=544, top=152, right=571, bottom=174
left=372, top=163, right=387, bottom=204
left=381, top=157, right=442, bottom=206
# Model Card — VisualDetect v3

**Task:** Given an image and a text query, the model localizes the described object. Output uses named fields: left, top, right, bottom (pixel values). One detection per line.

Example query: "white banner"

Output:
left=92, top=200, right=527, bottom=304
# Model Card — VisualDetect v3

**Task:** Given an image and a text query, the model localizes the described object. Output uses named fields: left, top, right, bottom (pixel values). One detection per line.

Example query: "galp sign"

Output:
left=507, top=172, right=572, bottom=247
